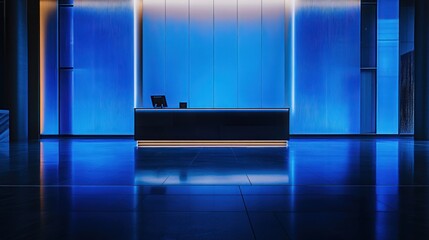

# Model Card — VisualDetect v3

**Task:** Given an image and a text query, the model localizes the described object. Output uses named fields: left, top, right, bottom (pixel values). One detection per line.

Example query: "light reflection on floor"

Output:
left=1, top=138, right=429, bottom=239
left=4, top=138, right=420, bottom=186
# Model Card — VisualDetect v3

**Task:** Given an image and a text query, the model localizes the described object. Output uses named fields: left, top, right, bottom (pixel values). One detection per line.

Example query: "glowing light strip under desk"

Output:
left=137, top=140, right=288, bottom=148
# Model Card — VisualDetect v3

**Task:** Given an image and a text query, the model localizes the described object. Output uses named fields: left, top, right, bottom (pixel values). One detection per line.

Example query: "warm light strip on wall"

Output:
left=40, top=2, right=45, bottom=134
left=137, top=140, right=288, bottom=148
left=39, top=0, right=56, bottom=134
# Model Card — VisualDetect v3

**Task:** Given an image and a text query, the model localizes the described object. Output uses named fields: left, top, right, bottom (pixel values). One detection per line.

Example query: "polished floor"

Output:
left=0, top=137, right=429, bottom=239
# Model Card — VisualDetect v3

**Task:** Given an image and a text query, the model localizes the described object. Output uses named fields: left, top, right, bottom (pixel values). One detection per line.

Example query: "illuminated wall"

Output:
left=41, top=0, right=135, bottom=135
left=142, top=0, right=361, bottom=134
left=293, top=0, right=361, bottom=133
left=377, top=0, right=399, bottom=134
left=40, top=0, right=363, bottom=135
left=72, top=0, right=134, bottom=134
left=142, top=0, right=292, bottom=109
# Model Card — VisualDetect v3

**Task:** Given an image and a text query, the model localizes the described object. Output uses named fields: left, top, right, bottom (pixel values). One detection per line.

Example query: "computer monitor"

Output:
left=151, top=95, right=168, bottom=108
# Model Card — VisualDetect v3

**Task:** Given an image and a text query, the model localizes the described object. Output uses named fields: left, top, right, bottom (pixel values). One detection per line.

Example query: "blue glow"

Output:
left=189, top=0, right=214, bottom=108
left=72, top=1, right=134, bottom=134
left=133, top=0, right=139, bottom=108
left=142, top=0, right=166, bottom=108
left=142, top=0, right=288, bottom=109
left=70, top=140, right=134, bottom=185
left=42, top=0, right=371, bottom=135
left=165, top=0, right=189, bottom=109
left=291, top=0, right=296, bottom=113
left=237, top=0, right=262, bottom=108
left=377, top=0, right=399, bottom=134
left=59, top=7, right=73, bottom=68
left=59, top=69, right=73, bottom=134
left=261, top=0, right=285, bottom=108
left=59, top=6, right=73, bottom=134
left=376, top=141, right=398, bottom=190
left=214, top=0, right=238, bottom=108
left=292, top=1, right=360, bottom=133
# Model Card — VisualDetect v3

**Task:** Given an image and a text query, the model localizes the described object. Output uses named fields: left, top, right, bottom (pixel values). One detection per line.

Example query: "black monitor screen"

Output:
left=151, top=95, right=168, bottom=108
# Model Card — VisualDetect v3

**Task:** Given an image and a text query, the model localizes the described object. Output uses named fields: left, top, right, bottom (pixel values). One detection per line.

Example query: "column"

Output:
left=414, top=0, right=429, bottom=139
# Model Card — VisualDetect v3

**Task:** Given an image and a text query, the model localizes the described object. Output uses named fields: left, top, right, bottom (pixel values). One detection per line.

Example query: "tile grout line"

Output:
left=239, top=186, right=257, bottom=240
left=273, top=211, right=293, bottom=240
left=162, top=175, right=170, bottom=185
left=187, top=148, right=203, bottom=167
left=231, top=148, right=253, bottom=185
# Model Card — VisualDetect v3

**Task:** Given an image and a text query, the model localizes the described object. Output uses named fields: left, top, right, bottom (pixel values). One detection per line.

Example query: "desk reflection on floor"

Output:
left=0, top=138, right=427, bottom=186
left=1, top=138, right=429, bottom=239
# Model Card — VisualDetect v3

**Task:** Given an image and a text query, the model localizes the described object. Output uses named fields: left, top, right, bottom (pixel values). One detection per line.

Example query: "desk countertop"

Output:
left=135, top=108, right=289, bottom=112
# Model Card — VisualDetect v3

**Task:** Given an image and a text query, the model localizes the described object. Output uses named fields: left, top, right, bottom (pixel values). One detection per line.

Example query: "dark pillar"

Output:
left=0, top=0, right=4, bottom=108
left=414, top=0, right=429, bottom=139
left=3, top=0, right=40, bottom=141
left=27, top=0, right=40, bottom=140
left=5, top=0, right=29, bottom=141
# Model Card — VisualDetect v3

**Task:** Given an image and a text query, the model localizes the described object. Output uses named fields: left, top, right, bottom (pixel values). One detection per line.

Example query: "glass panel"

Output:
left=73, top=0, right=134, bottom=134
left=377, top=0, right=399, bottom=134
left=293, top=0, right=361, bottom=133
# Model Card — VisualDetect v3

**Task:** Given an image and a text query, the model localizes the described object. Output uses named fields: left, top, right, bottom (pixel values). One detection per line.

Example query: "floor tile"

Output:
left=137, top=195, right=246, bottom=212
left=243, top=194, right=392, bottom=212
left=248, top=212, right=289, bottom=240
left=136, top=212, right=254, bottom=240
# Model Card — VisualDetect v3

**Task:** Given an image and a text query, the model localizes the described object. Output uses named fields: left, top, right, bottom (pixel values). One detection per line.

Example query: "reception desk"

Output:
left=135, top=108, right=289, bottom=147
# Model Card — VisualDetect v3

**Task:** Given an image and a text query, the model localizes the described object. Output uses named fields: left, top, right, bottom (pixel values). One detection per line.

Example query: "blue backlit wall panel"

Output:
left=377, top=0, right=399, bottom=134
left=143, top=0, right=166, bottom=108
left=214, top=0, right=238, bottom=108
left=261, top=0, right=285, bottom=108
left=39, top=0, right=365, bottom=135
left=73, top=0, right=134, bottom=134
left=293, top=0, right=360, bottom=134
left=141, top=0, right=360, bottom=134
left=284, top=1, right=294, bottom=110
left=237, top=0, right=262, bottom=108
left=165, top=0, right=189, bottom=109
left=59, top=5, right=74, bottom=135
left=189, top=0, right=214, bottom=108
left=143, top=0, right=289, bottom=109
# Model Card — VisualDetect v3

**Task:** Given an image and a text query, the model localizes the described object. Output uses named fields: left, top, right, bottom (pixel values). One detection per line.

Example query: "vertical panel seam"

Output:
left=260, top=0, right=263, bottom=108
left=237, top=0, right=239, bottom=108
left=164, top=0, right=166, bottom=96
left=212, top=0, right=215, bottom=108
left=188, top=0, right=190, bottom=107
left=58, top=1, right=60, bottom=134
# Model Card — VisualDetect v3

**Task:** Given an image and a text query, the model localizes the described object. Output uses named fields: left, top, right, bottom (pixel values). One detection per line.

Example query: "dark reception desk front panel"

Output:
left=135, top=109, right=289, bottom=147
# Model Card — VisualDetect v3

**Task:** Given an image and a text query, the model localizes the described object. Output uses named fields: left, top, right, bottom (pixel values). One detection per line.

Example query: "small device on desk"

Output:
left=151, top=95, right=167, bottom=108
left=179, top=102, right=187, bottom=109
